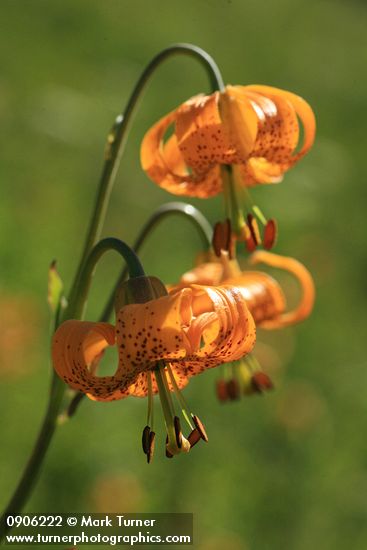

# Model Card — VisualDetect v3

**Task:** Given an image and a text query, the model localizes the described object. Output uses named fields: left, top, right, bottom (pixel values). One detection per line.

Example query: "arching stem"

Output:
left=0, top=43, right=223, bottom=540
left=100, top=201, right=213, bottom=323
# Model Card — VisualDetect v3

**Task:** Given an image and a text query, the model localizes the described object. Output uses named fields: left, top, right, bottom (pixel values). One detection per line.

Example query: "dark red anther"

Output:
left=263, top=219, right=277, bottom=250
left=251, top=372, right=274, bottom=393
left=245, top=234, right=257, bottom=252
left=227, top=378, right=241, bottom=400
left=213, top=222, right=225, bottom=257
left=142, top=425, right=151, bottom=455
left=192, top=415, right=208, bottom=442
left=216, top=379, right=228, bottom=402
left=213, top=219, right=233, bottom=257
left=188, top=428, right=201, bottom=448
left=165, top=435, right=174, bottom=458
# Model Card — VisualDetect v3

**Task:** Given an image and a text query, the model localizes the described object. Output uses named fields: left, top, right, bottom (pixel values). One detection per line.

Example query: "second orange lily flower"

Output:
left=141, top=84, right=316, bottom=198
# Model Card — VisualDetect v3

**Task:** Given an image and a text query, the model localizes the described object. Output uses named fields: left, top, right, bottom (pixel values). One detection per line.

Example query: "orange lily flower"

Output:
left=175, top=250, right=315, bottom=329
left=141, top=85, right=315, bottom=198
left=52, top=284, right=256, bottom=402
left=173, top=250, right=315, bottom=401
left=52, top=282, right=257, bottom=460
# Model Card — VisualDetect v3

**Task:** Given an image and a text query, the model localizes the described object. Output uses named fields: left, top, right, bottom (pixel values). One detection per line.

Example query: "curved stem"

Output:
left=100, top=202, right=213, bottom=322
left=67, top=43, right=224, bottom=312
left=0, top=43, right=223, bottom=539
left=67, top=202, right=212, bottom=418
left=69, top=237, right=145, bottom=320
left=0, top=239, right=143, bottom=539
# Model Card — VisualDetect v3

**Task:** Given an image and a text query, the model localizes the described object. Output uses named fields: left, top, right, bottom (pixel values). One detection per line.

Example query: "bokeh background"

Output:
left=1, top=1, right=366, bottom=549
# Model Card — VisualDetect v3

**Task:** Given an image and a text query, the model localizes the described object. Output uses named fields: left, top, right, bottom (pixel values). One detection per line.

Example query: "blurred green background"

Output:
left=1, top=0, right=366, bottom=549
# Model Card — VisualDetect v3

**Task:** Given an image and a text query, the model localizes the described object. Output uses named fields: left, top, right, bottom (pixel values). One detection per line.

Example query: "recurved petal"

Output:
left=245, top=85, right=316, bottom=165
left=249, top=251, right=315, bottom=328
left=238, top=158, right=285, bottom=186
left=140, top=109, right=177, bottom=183
left=140, top=107, right=222, bottom=198
left=51, top=320, right=130, bottom=401
left=225, top=271, right=286, bottom=325
left=175, top=284, right=256, bottom=377
left=245, top=88, right=300, bottom=161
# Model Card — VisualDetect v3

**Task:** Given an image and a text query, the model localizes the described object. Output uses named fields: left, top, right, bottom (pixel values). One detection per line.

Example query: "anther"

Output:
left=247, top=214, right=261, bottom=246
left=245, top=234, right=257, bottom=253
left=216, top=379, right=229, bottom=402
left=263, top=219, right=277, bottom=250
left=251, top=372, right=274, bottom=393
left=212, top=219, right=233, bottom=258
left=165, top=436, right=174, bottom=459
left=174, top=416, right=183, bottom=448
left=188, top=429, right=201, bottom=448
left=192, top=415, right=208, bottom=442
left=213, top=221, right=225, bottom=257
left=142, top=425, right=151, bottom=455
left=227, top=378, right=241, bottom=400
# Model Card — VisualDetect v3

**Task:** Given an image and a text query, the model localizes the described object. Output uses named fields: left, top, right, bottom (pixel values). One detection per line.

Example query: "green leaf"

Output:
left=48, top=260, right=64, bottom=312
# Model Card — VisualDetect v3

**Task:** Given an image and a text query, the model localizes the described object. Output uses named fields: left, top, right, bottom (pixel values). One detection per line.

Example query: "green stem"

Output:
left=100, top=201, right=213, bottom=323
left=66, top=202, right=212, bottom=416
left=0, top=43, right=223, bottom=540
left=68, top=237, right=145, bottom=320
left=222, top=165, right=245, bottom=236
left=0, top=239, right=142, bottom=539
left=67, top=44, right=223, bottom=312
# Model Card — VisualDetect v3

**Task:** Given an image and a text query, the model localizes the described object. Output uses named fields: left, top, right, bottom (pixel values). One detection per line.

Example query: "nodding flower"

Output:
left=172, top=249, right=315, bottom=401
left=140, top=84, right=315, bottom=198
left=140, top=84, right=315, bottom=250
left=52, top=283, right=256, bottom=461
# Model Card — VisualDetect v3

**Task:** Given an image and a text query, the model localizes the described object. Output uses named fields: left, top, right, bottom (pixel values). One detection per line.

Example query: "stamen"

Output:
left=246, top=353, right=261, bottom=372
left=251, top=372, right=274, bottom=393
left=165, top=436, right=174, bottom=459
left=247, top=214, right=262, bottom=246
left=245, top=235, right=257, bottom=253
left=240, top=224, right=257, bottom=252
left=147, top=370, right=154, bottom=429
left=213, top=221, right=225, bottom=257
left=154, top=363, right=177, bottom=454
left=147, top=431, right=156, bottom=464
left=166, top=364, right=194, bottom=431
left=142, top=371, right=155, bottom=463
left=227, top=378, right=241, bottom=400
left=252, top=205, right=268, bottom=226
left=188, top=429, right=201, bottom=448
left=174, top=416, right=183, bottom=448
left=216, top=378, right=229, bottom=402
left=142, top=425, right=151, bottom=455
left=212, top=219, right=233, bottom=258
left=192, top=415, right=208, bottom=442
left=263, top=219, right=277, bottom=250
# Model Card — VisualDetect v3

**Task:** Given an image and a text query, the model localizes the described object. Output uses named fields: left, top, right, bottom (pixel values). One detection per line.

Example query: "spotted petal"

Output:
left=52, top=285, right=257, bottom=401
